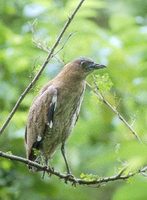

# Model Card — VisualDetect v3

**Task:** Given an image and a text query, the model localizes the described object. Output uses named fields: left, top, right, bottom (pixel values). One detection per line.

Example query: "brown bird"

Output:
left=25, top=57, right=106, bottom=174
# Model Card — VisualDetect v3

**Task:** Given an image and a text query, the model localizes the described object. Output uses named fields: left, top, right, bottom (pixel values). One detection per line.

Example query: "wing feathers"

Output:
left=47, top=92, right=57, bottom=128
left=26, top=86, right=58, bottom=161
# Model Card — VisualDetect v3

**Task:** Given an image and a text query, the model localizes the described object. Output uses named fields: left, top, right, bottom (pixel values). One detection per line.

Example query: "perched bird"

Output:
left=25, top=57, right=106, bottom=174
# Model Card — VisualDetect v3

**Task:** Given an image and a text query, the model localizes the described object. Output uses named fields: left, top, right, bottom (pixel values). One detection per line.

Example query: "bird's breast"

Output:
left=55, top=82, right=86, bottom=139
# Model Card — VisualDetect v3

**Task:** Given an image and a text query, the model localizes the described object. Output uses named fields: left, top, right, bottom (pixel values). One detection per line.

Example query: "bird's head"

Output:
left=66, top=57, right=106, bottom=80
left=74, top=57, right=106, bottom=74
left=57, top=57, right=106, bottom=82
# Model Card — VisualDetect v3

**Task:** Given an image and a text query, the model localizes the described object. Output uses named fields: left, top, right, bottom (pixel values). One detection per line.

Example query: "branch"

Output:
left=0, top=151, right=146, bottom=187
left=33, top=32, right=75, bottom=64
left=0, top=0, right=85, bottom=135
left=86, top=81, right=143, bottom=144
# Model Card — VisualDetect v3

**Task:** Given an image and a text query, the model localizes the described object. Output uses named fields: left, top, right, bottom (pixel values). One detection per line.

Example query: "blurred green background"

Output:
left=0, top=0, right=147, bottom=199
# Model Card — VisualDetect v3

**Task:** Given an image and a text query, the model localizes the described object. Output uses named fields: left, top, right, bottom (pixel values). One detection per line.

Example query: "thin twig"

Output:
left=0, top=0, right=85, bottom=135
left=86, top=81, right=143, bottom=144
left=53, top=32, right=75, bottom=56
left=33, top=39, right=63, bottom=64
left=0, top=151, right=146, bottom=186
left=33, top=32, right=75, bottom=64
left=32, top=39, right=51, bottom=53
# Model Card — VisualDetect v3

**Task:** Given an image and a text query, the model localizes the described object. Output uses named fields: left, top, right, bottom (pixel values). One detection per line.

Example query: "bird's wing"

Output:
left=25, top=86, right=57, bottom=160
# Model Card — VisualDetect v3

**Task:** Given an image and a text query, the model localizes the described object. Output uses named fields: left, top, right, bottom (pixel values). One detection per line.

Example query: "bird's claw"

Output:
left=64, top=173, right=74, bottom=183
left=41, top=165, right=54, bottom=178
left=64, top=173, right=78, bottom=186
left=66, top=173, right=74, bottom=178
left=71, top=180, right=78, bottom=187
left=47, top=166, right=54, bottom=177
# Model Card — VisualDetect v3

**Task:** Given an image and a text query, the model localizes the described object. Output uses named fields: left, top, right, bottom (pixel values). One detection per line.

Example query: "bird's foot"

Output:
left=41, top=165, right=54, bottom=179
left=64, top=172, right=75, bottom=183
left=66, top=172, right=74, bottom=178
left=48, top=166, right=54, bottom=177
left=64, top=173, right=78, bottom=186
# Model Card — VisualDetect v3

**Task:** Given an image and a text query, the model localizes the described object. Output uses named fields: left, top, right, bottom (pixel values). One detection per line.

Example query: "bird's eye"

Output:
left=80, top=61, right=87, bottom=67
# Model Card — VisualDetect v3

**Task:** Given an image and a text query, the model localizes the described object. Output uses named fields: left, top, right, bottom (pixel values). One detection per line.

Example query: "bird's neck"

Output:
left=54, top=66, right=86, bottom=90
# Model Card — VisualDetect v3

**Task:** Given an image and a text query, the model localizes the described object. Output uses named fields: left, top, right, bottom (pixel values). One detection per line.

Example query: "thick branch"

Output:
left=0, top=151, right=146, bottom=187
left=0, top=0, right=85, bottom=135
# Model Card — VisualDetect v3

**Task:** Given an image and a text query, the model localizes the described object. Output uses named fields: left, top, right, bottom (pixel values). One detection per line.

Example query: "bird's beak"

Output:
left=92, top=63, right=106, bottom=70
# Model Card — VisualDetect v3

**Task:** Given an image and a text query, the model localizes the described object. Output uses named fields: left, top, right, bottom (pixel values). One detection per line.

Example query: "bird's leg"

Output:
left=61, top=143, right=72, bottom=175
left=41, top=157, right=48, bottom=179
left=41, top=156, right=54, bottom=178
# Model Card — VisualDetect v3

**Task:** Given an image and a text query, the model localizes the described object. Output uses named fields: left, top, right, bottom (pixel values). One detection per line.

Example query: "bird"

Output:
left=25, top=57, right=106, bottom=174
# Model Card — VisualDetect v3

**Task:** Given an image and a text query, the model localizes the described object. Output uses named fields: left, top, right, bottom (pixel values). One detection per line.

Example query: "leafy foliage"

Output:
left=0, top=0, right=147, bottom=199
